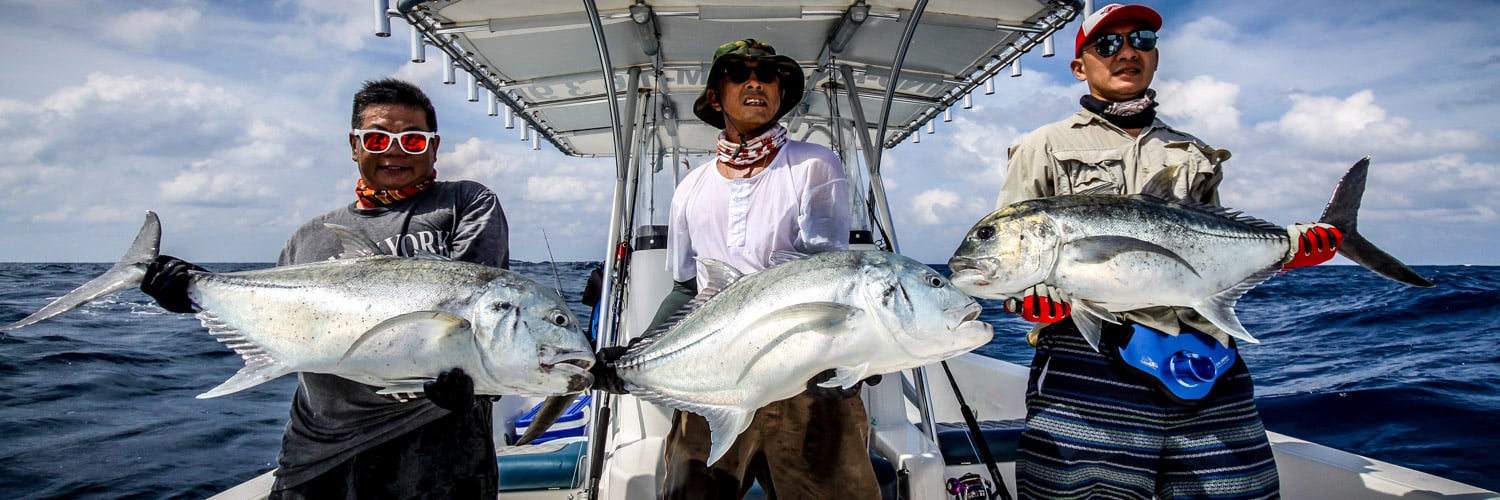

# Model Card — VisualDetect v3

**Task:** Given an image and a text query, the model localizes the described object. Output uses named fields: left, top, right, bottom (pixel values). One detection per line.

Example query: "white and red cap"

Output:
left=1075, top=3, right=1163, bottom=58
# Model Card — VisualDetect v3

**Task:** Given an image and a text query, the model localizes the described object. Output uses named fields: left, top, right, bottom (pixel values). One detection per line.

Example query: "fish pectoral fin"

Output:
left=339, top=311, right=473, bottom=365
left=701, top=407, right=754, bottom=467
left=734, top=303, right=864, bottom=384
left=1072, top=235, right=1198, bottom=277
left=830, top=363, right=873, bottom=389
left=197, top=360, right=294, bottom=399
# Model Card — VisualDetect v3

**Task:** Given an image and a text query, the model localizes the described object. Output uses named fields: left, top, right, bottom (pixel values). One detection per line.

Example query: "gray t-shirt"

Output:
left=271, top=180, right=509, bottom=489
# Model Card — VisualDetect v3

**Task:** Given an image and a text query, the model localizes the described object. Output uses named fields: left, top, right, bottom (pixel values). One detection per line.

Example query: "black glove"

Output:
left=141, top=255, right=205, bottom=313
left=590, top=346, right=631, bottom=395
left=424, top=368, right=477, bottom=412
left=805, top=369, right=883, bottom=400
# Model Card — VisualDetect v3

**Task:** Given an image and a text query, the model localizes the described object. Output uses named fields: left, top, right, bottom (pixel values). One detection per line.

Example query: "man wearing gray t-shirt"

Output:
left=141, top=78, right=508, bottom=498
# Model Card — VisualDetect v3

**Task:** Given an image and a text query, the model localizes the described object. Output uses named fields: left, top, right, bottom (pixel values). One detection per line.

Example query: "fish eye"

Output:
left=925, top=274, right=944, bottom=288
left=491, top=302, right=513, bottom=312
left=975, top=226, right=995, bottom=240
left=549, top=311, right=569, bottom=326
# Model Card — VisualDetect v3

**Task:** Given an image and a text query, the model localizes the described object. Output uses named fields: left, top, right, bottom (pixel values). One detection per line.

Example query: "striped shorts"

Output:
left=1016, top=323, right=1280, bottom=499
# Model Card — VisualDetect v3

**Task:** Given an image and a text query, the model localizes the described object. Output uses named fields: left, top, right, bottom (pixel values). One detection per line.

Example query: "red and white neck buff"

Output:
left=355, top=170, right=437, bottom=209
left=716, top=124, right=787, bottom=166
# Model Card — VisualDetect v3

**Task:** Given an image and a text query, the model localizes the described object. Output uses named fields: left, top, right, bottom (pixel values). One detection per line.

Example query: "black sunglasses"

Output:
left=722, top=63, right=784, bottom=84
left=1092, top=30, right=1158, bottom=57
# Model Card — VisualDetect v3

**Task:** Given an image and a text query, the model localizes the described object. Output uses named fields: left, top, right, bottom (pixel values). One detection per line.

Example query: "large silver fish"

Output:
left=613, top=250, right=994, bottom=465
left=947, top=157, right=1434, bottom=350
left=2, top=211, right=595, bottom=398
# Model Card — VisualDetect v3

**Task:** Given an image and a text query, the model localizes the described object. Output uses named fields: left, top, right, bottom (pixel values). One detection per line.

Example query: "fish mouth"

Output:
left=949, top=268, right=991, bottom=286
left=946, top=301, right=984, bottom=331
left=540, top=352, right=595, bottom=393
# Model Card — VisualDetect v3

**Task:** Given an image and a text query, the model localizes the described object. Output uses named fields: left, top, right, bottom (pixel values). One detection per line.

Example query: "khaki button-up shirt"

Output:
left=999, top=109, right=1238, bottom=343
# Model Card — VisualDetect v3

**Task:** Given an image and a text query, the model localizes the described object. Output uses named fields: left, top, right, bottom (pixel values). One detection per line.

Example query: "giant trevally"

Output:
left=2, top=211, right=595, bottom=398
left=946, top=157, right=1434, bottom=351
left=611, top=250, right=994, bottom=466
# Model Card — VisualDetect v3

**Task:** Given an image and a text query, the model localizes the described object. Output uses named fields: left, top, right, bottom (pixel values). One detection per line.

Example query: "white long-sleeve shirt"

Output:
left=667, top=139, right=850, bottom=282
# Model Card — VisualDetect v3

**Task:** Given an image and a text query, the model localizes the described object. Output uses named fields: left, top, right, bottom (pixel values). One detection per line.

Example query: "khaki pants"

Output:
left=659, top=392, right=881, bottom=500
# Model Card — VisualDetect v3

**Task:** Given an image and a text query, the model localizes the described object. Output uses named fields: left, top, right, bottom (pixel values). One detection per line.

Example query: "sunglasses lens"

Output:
left=1094, top=34, right=1122, bottom=57
left=754, top=66, right=780, bottom=83
left=724, top=65, right=751, bottom=83
left=1131, top=30, right=1158, bottom=51
left=361, top=131, right=391, bottom=153
left=399, top=133, right=429, bottom=154
left=723, top=64, right=781, bottom=84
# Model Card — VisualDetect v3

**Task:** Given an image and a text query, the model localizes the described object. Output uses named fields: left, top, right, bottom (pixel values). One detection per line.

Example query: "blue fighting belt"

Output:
left=1115, top=324, right=1236, bottom=405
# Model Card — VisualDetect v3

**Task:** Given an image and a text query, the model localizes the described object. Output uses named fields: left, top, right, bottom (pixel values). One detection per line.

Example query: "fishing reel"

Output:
left=946, top=473, right=993, bottom=499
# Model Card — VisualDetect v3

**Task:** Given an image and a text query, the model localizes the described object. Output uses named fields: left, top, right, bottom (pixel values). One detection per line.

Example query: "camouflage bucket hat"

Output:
left=692, top=38, right=805, bottom=130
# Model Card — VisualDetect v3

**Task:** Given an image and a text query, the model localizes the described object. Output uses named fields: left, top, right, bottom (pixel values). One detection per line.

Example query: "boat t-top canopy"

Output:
left=386, top=0, right=1082, bottom=162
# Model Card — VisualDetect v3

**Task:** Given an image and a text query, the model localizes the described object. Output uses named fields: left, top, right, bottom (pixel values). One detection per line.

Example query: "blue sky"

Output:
left=1, top=0, right=1497, bottom=265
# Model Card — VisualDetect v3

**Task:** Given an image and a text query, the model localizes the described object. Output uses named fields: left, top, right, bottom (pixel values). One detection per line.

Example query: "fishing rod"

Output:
left=940, top=360, right=1012, bottom=500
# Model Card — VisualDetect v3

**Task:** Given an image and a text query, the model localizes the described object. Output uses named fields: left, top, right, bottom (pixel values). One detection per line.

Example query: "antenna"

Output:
left=541, top=230, right=565, bottom=294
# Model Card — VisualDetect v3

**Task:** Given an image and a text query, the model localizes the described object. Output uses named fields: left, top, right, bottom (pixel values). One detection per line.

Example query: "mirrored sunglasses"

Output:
left=1092, top=30, right=1158, bottom=57
left=722, top=64, right=784, bottom=84
left=353, top=129, right=437, bottom=154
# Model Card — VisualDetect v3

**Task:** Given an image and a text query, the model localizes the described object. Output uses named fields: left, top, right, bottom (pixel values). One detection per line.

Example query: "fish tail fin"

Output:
left=2, top=211, right=162, bottom=331
left=1319, top=158, right=1435, bottom=288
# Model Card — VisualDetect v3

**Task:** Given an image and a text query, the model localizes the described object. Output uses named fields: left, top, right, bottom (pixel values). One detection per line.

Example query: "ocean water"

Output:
left=0, top=261, right=1495, bottom=498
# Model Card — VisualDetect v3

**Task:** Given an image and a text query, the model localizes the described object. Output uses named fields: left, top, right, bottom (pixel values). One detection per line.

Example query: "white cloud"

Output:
left=1253, top=90, right=1485, bottom=156
left=102, top=7, right=202, bottom=50
left=1, top=0, right=1498, bottom=266
left=1156, top=75, right=1241, bottom=138
left=911, top=189, right=960, bottom=225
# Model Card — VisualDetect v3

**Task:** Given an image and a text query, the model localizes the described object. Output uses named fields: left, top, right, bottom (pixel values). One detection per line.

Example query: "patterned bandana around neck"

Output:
left=1080, top=88, right=1158, bottom=130
left=717, top=124, right=787, bottom=167
left=355, top=170, right=437, bottom=209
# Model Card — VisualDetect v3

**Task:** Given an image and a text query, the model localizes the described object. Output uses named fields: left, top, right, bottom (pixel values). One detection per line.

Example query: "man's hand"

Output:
left=1003, top=283, right=1071, bottom=323
left=424, top=368, right=477, bottom=412
left=805, top=369, right=883, bottom=400
left=1283, top=222, right=1342, bottom=269
left=590, top=346, right=631, bottom=395
left=142, top=255, right=205, bottom=314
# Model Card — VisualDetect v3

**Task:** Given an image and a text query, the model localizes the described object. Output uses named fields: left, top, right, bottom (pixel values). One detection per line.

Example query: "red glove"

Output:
left=1003, top=284, right=1071, bottom=323
left=1283, top=223, right=1343, bottom=269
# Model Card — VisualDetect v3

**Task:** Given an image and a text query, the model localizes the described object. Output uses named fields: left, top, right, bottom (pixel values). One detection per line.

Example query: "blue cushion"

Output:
left=496, top=441, right=586, bottom=492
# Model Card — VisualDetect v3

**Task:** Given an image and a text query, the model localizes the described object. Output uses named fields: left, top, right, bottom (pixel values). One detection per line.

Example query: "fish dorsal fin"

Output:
left=769, top=250, right=811, bottom=267
left=324, top=223, right=383, bottom=259
left=1191, top=266, right=1278, bottom=345
left=694, top=257, right=744, bottom=297
left=734, top=303, right=864, bottom=384
left=410, top=251, right=453, bottom=261
left=196, top=310, right=295, bottom=398
left=1140, top=165, right=1182, bottom=201
left=635, top=257, right=741, bottom=340
left=1134, top=166, right=1282, bottom=234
